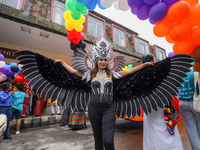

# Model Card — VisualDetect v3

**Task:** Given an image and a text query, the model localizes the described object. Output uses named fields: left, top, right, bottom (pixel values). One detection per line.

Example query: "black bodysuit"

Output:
left=88, top=76, right=116, bottom=150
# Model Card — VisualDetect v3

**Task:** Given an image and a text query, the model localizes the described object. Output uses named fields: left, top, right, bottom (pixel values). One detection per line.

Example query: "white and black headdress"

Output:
left=72, top=38, right=125, bottom=81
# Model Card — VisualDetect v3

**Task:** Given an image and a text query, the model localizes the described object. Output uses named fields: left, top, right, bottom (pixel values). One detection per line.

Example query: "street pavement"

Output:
left=0, top=119, right=191, bottom=150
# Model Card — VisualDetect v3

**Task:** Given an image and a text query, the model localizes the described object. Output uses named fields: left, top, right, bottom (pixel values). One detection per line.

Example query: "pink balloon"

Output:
left=1, top=74, right=7, bottom=81
left=0, top=75, right=4, bottom=82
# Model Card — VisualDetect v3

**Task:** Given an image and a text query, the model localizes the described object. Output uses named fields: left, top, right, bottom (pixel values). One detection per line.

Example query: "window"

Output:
left=156, top=47, right=166, bottom=60
left=88, top=15, right=104, bottom=39
left=113, top=27, right=125, bottom=47
left=53, top=0, right=66, bottom=25
left=0, top=0, right=23, bottom=10
left=135, top=37, right=149, bottom=54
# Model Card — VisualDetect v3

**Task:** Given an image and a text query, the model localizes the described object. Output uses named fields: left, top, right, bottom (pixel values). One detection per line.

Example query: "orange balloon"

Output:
left=187, top=3, right=200, bottom=26
left=169, top=22, right=192, bottom=42
left=181, top=0, right=199, bottom=7
left=168, top=1, right=190, bottom=23
left=191, top=26, right=200, bottom=45
left=165, top=35, right=175, bottom=43
left=194, top=61, right=200, bottom=72
left=173, top=37, right=197, bottom=54
left=191, top=46, right=200, bottom=62
left=153, top=17, right=174, bottom=37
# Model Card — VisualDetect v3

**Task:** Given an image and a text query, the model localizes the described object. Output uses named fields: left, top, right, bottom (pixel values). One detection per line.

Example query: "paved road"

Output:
left=0, top=119, right=191, bottom=150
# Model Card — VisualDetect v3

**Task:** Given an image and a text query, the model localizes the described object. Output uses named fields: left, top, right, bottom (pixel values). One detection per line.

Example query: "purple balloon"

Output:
left=149, top=2, right=168, bottom=22
left=168, top=52, right=176, bottom=57
left=162, top=0, right=179, bottom=6
left=0, top=66, right=9, bottom=73
left=131, top=7, right=138, bottom=15
left=0, top=54, right=4, bottom=61
left=6, top=70, right=15, bottom=77
left=137, top=3, right=151, bottom=20
left=144, top=0, right=159, bottom=5
left=149, top=19, right=156, bottom=25
left=128, top=0, right=143, bottom=8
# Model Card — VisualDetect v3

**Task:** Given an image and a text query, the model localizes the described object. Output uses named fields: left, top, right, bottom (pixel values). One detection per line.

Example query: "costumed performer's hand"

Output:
left=143, top=62, right=154, bottom=67
left=54, top=59, right=64, bottom=64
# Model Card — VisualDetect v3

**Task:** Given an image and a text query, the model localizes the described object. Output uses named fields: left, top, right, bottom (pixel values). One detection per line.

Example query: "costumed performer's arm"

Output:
left=54, top=60, right=84, bottom=78
left=119, top=62, right=154, bottom=78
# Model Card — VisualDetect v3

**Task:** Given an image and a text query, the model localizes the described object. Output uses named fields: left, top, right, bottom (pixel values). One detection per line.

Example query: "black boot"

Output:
left=3, top=134, right=13, bottom=139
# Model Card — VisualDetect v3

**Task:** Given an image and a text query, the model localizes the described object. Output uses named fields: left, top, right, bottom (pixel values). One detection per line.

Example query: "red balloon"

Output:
left=72, top=39, right=80, bottom=44
left=15, top=76, right=24, bottom=83
left=18, top=72, right=26, bottom=78
left=194, top=61, right=200, bottom=72
left=23, top=79, right=30, bottom=83
left=67, top=34, right=75, bottom=41
left=191, top=46, right=200, bottom=62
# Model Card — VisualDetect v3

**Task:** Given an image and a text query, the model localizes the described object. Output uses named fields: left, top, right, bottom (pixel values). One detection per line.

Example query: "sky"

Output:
left=94, top=5, right=173, bottom=55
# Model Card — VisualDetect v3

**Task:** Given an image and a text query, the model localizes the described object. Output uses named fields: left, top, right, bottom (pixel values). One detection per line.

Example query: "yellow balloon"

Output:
left=78, top=15, right=85, bottom=24
left=63, top=11, right=71, bottom=22
left=65, top=22, right=73, bottom=31
left=75, top=24, right=83, bottom=32
left=124, top=66, right=129, bottom=71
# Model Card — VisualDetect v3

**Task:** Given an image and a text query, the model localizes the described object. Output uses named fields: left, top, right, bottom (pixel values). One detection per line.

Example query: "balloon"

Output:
left=6, top=70, right=15, bottom=76
left=128, top=64, right=133, bottom=69
left=173, top=38, right=197, bottom=54
left=79, top=8, right=88, bottom=15
left=77, top=0, right=85, bottom=2
left=149, top=2, right=168, bottom=22
left=0, top=61, right=5, bottom=68
left=118, top=0, right=130, bottom=11
left=194, top=61, right=200, bottom=72
left=167, top=1, right=190, bottom=23
left=66, top=0, right=76, bottom=11
left=1, top=74, right=7, bottom=81
left=18, top=72, right=26, bottom=78
left=144, top=0, right=159, bottom=5
left=15, top=76, right=24, bottom=83
left=0, top=54, right=4, bottom=61
left=191, top=26, right=200, bottom=45
left=131, top=7, right=138, bottom=15
left=9, top=62, right=17, bottom=67
left=71, top=10, right=81, bottom=20
left=149, top=19, right=156, bottom=25
left=191, top=46, right=200, bottom=62
left=75, top=1, right=86, bottom=12
left=168, top=52, right=176, bottom=57
left=153, top=17, right=174, bottom=37
left=75, top=24, right=83, bottom=32
left=100, top=0, right=112, bottom=8
left=113, top=0, right=120, bottom=10
left=10, top=66, right=19, bottom=73
left=0, top=76, right=4, bottom=82
left=165, top=34, right=175, bottom=43
left=124, top=66, right=129, bottom=71
left=169, top=22, right=192, bottom=42
left=85, top=0, right=97, bottom=10
left=0, top=66, right=9, bottom=73
left=72, top=39, right=80, bottom=44
left=187, top=3, right=200, bottom=26
left=181, top=0, right=199, bottom=7
left=127, top=0, right=143, bottom=8
left=162, top=0, right=179, bottom=6
left=18, top=64, right=23, bottom=70
left=137, top=3, right=151, bottom=20
left=98, top=0, right=106, bottom=9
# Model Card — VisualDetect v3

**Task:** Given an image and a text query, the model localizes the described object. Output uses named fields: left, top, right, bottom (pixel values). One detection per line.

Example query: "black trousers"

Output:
left=61, top=106, right=71, bottom=124
left=88, top=95, right=116, bottom=150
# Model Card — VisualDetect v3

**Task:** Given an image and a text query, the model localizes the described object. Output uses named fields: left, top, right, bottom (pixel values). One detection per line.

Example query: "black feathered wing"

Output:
left=17, top=50, right=91, bottom=111
left=113, top=54, right=193, bottom=119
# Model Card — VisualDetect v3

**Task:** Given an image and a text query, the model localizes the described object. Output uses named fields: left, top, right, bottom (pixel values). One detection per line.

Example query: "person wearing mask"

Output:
left=0, top=82, right=14, bottom=139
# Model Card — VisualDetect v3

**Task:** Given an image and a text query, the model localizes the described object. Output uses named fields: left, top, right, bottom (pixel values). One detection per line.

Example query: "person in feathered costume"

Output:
left=16, top=38, right=193, bottom=150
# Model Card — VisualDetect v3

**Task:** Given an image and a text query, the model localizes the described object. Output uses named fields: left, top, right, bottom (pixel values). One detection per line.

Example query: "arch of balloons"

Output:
left=63, top=0, right=200, bottom=71
left=0, top=54, right=30, bottom=83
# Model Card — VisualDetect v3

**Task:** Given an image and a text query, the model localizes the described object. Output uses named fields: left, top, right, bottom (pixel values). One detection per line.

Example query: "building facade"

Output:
left=0, top=0, right=166, bottom=66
